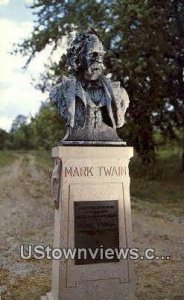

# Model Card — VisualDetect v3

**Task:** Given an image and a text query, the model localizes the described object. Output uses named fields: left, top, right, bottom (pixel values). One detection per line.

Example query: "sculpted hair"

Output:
left=66, top=30, right=100, bottom=71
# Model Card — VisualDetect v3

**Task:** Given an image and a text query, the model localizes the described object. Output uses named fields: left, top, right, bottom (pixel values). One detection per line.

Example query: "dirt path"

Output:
left=0, top=154, right=183, bottom=299
left=132, top=198, right=184, bottom=299
left=0, top=154, right=54, bottom=299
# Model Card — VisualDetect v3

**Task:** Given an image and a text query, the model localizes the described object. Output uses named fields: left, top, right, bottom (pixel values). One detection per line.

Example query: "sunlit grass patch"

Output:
left=0, top=151, right=17, bottom=168
left=3, top=273, right=51, bottom=300
left=130, top=146, right=184, bottom=207
left=32, top=150, right=53, bottom=172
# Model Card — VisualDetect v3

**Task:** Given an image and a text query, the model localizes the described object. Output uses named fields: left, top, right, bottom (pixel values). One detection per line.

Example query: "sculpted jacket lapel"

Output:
left=101, top=76, right=117, bottom=128
left=101, top=76, right=127, bottom=129
left=75, top=80, right=87, bottom=107
left=61, top=75, right=123, bottom=129
left=75, top=76, right=118, bottom=129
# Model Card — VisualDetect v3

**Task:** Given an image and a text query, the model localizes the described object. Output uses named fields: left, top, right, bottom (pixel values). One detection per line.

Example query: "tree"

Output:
left=11, top=115, right=27, bottom=132
left=0, top=129, right=9, bottom=150
left=10, top=115, right=33, bottom=149
left=30, top=101, right=65, bottom=149
left=8, top=103, right=65, bottom=150
left=16, top=0, right=184, bottom=162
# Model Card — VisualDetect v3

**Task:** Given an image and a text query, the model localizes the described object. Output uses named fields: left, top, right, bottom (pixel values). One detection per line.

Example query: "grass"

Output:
left=32, top=149, right=53, bottom=170
left=2, top=271, right=51, bottom=300
left=30, top=144, right=184, bottom=208
left=1, top=145, right=183, bottom=207
left=0, top=151, right=17, bottom=168
left=130, top=145, right=184, bottom=207
left=0, top=146, right=183, bottom=299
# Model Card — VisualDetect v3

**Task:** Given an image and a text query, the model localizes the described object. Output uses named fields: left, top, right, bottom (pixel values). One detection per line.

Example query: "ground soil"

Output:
left=0, top=153, right=183, bottom=300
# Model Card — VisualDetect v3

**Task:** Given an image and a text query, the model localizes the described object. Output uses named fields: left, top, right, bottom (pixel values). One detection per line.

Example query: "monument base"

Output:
left=41, top=292, right=53, bottom=300
left=41, top=146, right=136, bottom=300
left=61, top=140, right=126, bottom=145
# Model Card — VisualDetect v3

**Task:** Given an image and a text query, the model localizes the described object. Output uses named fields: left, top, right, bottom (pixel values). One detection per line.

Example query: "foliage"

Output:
left=0, top=129, right=10, bottom=150
left=11, top=115, right=27, bottom=132
left=1, top=102, right=65, bottom=150
left=0, top=151, right=17, bottom=168
left=130, top=144, right=184, bottom=207
left=29, top=101, right=65, bottom=149
left=9, top=115, right=34, bottom=149
left=14, top=0, right=184, bottom=162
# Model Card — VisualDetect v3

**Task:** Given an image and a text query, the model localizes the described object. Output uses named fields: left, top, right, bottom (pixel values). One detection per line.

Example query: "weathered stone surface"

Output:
left=50, top=31, right=129, bottom=144
left=41, top=146, right=136, bottom=300
left=51, top=158, right=62, bottom=209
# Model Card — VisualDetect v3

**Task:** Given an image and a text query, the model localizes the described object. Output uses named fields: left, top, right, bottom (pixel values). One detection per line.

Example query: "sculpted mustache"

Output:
left=90, top=63, right=104, bottom=71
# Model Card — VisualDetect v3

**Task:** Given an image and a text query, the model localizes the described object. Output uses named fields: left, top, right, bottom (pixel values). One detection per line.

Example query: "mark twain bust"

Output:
left=50, top=30, right=129, bottom=144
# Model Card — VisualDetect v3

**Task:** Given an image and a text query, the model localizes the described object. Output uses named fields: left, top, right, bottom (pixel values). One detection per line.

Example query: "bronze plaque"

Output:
left=74, top=200, right=119, bottom=265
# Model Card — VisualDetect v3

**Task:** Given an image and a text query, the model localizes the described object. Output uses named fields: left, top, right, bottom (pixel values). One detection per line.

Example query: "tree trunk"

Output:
left=135, top=119, right=156, bottom=164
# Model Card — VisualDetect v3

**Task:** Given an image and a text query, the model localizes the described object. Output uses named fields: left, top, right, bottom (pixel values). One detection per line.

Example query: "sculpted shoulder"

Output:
left=112, top=81, right=129, bottom=107
left=49, top=75, right=76, bottom=104
left=101, top=76, right=129, bottom=128
left=102, top=76, right=129, bottom=106
left=49, top=75, right=76, bottom=122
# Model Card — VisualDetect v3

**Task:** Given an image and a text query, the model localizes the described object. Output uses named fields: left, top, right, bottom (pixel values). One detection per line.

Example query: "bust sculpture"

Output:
left=50, top=30, right=129, bottom=144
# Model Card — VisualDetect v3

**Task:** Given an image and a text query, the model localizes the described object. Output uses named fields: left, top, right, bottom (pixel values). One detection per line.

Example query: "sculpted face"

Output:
left=82, top=35, right=105, bottom=81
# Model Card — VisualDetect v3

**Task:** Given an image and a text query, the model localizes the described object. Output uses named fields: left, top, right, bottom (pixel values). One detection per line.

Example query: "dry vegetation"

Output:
left=0, top=150, right=183, bottom=300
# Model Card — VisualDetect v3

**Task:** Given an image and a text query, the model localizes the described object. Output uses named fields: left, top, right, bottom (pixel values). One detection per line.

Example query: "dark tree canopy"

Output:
left=15, top=0, right=184, bottom=162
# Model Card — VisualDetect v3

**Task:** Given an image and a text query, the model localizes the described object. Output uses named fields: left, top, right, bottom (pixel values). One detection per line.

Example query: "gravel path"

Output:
left=0, top=154, right=54, bottom=299
left=0, top=154, right=183, bottom=299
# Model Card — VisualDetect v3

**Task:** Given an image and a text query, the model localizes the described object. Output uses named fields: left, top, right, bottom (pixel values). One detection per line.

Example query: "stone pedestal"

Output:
left=41, top=146, right=135, bottom=300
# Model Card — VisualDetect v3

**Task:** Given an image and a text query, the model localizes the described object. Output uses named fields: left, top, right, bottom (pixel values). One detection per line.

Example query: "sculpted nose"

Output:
left=97, top=54, right=103, bottom=63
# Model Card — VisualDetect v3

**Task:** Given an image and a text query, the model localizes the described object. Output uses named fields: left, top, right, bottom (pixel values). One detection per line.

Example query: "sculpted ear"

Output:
left=67, top=56, right=78, bottom=71
left=69, top=52, right=86, bottom=71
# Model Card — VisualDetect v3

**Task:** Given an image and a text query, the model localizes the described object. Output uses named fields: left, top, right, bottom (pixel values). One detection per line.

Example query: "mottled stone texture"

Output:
left=41, top=146, right=136, bottom=300
left=50, top=31, right=129, bottom=144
